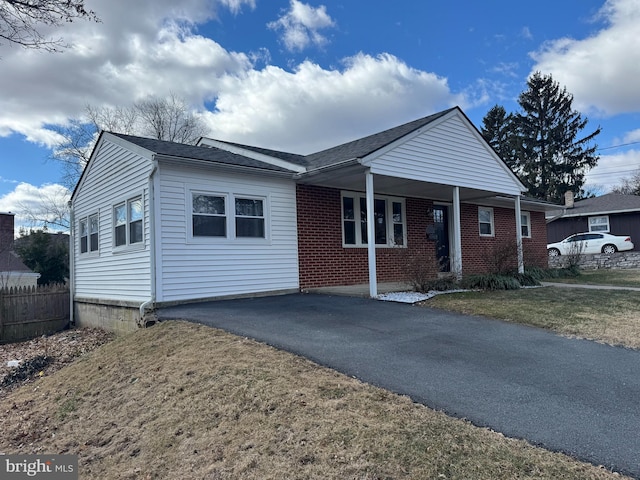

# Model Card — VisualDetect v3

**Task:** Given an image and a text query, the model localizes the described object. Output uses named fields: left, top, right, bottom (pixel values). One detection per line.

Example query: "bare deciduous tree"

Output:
left=0, top=0, right=99, bottom=52
left=52, top=94, right=210, bottom=188
left=612, top=168, right=640, bottom=196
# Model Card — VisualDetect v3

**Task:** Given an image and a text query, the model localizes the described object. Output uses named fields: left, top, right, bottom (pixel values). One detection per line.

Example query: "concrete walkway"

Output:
left=157, top=293, right=640, bottom=478
left=542, top=282, right=640, bottom=291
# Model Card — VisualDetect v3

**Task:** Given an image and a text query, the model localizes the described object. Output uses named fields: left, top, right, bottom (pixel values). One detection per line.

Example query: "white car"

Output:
left=547, top=232, right=634, bottom=256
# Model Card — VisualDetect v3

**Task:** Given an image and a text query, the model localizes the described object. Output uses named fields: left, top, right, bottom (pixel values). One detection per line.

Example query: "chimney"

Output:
left=564, top=191, right=574, bottom=209
left=0, top=212, right=15, bottom=251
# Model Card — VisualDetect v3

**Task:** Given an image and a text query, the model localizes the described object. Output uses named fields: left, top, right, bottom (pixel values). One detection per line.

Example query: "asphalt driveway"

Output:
left=157, top=293, right=640, bottom=478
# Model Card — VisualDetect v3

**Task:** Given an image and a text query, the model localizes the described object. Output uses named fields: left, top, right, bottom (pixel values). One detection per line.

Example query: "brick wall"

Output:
left=460, top=205, right=548, bottom=274
left=296, top=185, right=549, bottom=288
left=296, top=185, right=434, bottom=289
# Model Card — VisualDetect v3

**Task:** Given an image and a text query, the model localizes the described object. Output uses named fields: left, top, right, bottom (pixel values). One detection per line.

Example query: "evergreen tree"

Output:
left=481, top=105, right=518, bottom=171
left=481, top=72, right=600, bottom=203
left=15, top=229, right=69, bottom=285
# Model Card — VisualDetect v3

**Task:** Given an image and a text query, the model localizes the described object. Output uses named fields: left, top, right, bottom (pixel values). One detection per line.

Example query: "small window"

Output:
left=343, top=196, right=356, bottom=245
left=89, top=214, right=99, bottom=252
left=193, top=194, right=226, bottom=237
left=589, top=215, right=609, bottom=232
left=235, top=198, right=265, bottom=238
left=392, top=202, right=404, bottom=246
left=80, top=219, right=88, bottom=253
left=114, top=196, right=143, bottom=247
left=521, top=212, right=531, bottom=238
left=478, top=207, right=494, bottom=237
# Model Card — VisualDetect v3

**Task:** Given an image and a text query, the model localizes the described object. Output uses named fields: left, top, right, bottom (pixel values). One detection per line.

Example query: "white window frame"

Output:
left=113, top=195, right=144, bottom=250
left=340, top=191, right=407, bottom=248
left=478, top=206, right=495, bottom=237
left=79, top=213, right=100, bottom=255
left=188, top=188, right=270, bottom=243
left=234, top=196, right=266, bottom=239
left=588, top=215, right=610, bottom=233
left=521, top=211, right=531, bottom=239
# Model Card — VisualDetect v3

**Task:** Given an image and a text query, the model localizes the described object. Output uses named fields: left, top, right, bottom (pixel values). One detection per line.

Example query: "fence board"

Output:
left=0, top=284, right=70, bottom=344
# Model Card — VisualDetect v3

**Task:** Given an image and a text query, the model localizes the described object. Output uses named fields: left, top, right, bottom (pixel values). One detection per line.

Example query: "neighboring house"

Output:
left=0, top=212, right=40, bottom=289
left=70, top=106, right=554, bottom=332
left=547, top=193, right=640, bottom=249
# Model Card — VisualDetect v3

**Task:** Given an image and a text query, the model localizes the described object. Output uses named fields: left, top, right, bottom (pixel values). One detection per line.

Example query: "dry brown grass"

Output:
left=428, top=287, right=640, bottom=349
left=0, top=321, right=629, bottom=479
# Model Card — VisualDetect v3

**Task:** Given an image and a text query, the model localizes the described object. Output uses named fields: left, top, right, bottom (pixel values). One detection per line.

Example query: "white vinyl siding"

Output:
left=72, top=139, right=152, bottom=302
left=368, top=113, right=523, bottom=196
left=157, top=164, right=299, bottom=303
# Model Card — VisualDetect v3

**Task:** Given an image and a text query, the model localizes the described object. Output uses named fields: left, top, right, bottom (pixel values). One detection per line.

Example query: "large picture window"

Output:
left=114, top=196, right=143, bottom=247
left=341, top=192, right=406, bottom=247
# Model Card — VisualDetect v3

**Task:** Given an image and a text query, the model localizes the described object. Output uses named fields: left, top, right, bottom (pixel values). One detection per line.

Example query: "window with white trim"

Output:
left=235, top=197, right=265, bottom=238
left=521, top=212, right=531, bottom=238
left=114, top=196, right=143, bottom=247
left=80, top=214, right=99, bottom=254
left=478, top=207, right=494, bottom=237
left=341, top=192, right=406, bottom=247
left=192, top=193, right=227, bottom=237
left=588, top=215, right=610, bottom=232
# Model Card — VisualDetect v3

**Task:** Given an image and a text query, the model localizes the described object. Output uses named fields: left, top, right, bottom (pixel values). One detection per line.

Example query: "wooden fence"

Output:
left=0, top=284, right=70, bottom=344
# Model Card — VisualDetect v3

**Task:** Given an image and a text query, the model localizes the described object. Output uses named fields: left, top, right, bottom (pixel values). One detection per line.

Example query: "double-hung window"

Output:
left=341, top=192, right=406, bottom=247
left=192, top=193, right=227, bottom=237
left=520, top=212, right=531, bottom=238
left=191, top=192, right=267, bottom=240
left=478, top=207, right=494, bottom=237
left=114, top=196, right=143, bottom=247
left=235, top=198, right=265, bottom=238
left=80, top=214, right=99, bottom=254
left=588, top=215, right=609, bottom=232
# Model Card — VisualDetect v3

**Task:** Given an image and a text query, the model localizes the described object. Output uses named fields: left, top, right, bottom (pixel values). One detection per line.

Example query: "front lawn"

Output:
left=546, top=268, right=640, bottom=288
left=426, top=287, right=640, bottom=349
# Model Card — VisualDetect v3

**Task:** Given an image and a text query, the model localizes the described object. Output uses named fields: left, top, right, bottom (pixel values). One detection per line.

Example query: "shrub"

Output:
left=461, top=274, right=522, bottom=291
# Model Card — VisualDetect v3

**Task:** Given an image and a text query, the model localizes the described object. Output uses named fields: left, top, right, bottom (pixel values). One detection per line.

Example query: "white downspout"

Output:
left=140, top=159, right=159, bottom=323
left=68, top=201, right=75, bottom=327
left=365, top=170, right=377, bottom=298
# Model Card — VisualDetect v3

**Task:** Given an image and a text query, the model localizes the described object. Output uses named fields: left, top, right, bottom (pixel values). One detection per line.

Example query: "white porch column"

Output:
left=452, top=186, right=463, bottom=279
left=365, top=169, right=377, bottom=298
left=515, top=195, right=524, bottom=273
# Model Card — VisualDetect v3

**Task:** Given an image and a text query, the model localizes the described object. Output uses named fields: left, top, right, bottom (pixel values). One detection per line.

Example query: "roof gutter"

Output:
left=294, top=158, right=361, bottom=179
left=139, top=158, right=159, bottom=326
left=68, top=200, right=75, bottom=327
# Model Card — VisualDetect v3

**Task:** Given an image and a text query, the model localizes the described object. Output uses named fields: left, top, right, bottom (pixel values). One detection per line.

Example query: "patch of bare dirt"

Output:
left=0, top=328, right=115, bottom=397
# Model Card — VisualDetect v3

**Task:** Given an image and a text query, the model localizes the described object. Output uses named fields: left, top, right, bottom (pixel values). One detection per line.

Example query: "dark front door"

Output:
left=433, top=205, right=450, bottom=272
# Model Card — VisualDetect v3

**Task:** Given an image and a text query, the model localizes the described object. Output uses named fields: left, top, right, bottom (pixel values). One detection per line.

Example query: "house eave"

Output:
left=154, top=154, right=297, bottom=179
left=549, top=207, right=640, bottom=220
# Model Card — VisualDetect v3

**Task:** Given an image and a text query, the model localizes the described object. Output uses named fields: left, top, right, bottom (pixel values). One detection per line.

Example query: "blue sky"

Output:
left=1, top=0, right=640, bottom=231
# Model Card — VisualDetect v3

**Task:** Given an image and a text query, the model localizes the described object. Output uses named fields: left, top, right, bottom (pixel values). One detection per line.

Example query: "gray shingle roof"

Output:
left=304, top=108, right=456, bottom=169
left=110, top=133, right=295, bottom=173
left=203, top=140, right=307, bottom=166
left=548, top=193, right=640, bottom=219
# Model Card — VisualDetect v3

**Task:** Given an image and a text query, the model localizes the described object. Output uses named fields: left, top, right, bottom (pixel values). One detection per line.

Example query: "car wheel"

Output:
left=602, top=244, right=617, bottom=254
left=548, top=248, right=560, bottom=257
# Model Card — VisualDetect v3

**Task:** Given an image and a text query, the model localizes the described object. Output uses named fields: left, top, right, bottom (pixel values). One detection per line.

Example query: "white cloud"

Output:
left=0, top=183, right=71, bottom=233
left=624, top=129, right=640, bottom=144
left=530, top=0, right=640, bottom=116
left=0, top=0, right=254, bottom=147
left=521, top=26, right=533, bottom=40
left=268, top=0, right=336, bottom=52
left=585, top=149, right=640, bottom=191
left=203, top=53, right=463, bottom=153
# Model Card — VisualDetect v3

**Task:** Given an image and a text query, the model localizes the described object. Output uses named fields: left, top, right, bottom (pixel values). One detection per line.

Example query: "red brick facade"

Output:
left=296, top=184, right=548, bottom=289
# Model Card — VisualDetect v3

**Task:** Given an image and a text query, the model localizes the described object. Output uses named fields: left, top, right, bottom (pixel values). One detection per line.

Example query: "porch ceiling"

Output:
left=297, top=164, right=513, bottom=204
